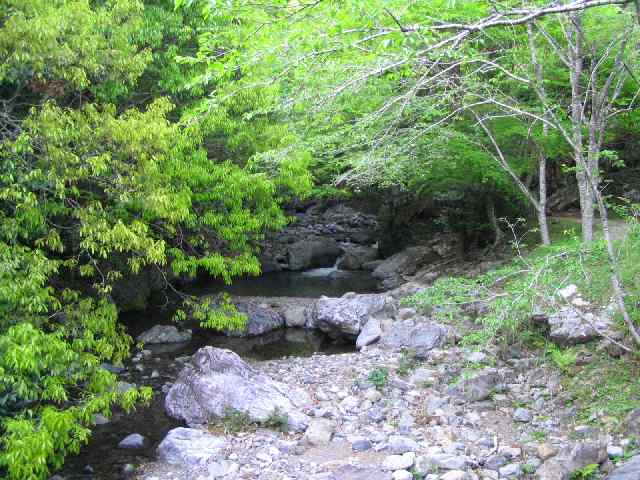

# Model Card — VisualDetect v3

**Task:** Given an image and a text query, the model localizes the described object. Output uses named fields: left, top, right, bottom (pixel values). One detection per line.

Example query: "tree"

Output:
left=0, top=2, right=311, bottom=478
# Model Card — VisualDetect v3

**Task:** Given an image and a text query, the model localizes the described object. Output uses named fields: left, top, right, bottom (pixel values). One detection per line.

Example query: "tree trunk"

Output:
left=486, top=197, right=505, bottom=247
left=538, top=148, right=551, bottom=245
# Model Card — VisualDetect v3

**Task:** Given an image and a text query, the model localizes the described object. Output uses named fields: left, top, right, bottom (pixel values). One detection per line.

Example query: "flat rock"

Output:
left=157, top=427, right=226, bottom=466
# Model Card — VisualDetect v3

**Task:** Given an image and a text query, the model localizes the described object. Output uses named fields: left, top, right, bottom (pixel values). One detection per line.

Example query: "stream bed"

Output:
left=58, top=269, right=378, bottom=479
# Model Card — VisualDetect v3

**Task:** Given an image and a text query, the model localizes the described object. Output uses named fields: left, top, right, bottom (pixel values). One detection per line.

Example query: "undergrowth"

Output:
left=404, top=218, right=640, bottom=347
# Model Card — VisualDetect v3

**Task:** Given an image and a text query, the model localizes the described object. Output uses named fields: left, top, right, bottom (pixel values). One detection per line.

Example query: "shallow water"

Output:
left=58, top=269, right=376, bottom=479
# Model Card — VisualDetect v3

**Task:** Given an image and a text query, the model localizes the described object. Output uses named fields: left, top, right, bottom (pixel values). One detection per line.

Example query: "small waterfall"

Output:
left=300, top=255, right=343, bottom=277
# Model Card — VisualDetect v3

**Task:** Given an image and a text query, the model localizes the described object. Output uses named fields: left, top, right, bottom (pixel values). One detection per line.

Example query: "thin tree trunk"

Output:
left=527, top=22, right=552, bottom=246
left=486, top=197, right=505, bottom=247
left=538, top=150, right=551, bottom=245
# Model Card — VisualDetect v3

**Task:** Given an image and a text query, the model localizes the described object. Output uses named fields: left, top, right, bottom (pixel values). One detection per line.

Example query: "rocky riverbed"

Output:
left=55, top=203, right=640, bottom=480
left=136, top=336, right=639, bottom=480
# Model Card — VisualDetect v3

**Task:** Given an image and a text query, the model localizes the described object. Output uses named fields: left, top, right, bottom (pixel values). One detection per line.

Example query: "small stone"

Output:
left=304, top=418, right=335, bottom=446
left=83, top=465, right=94, bottom=474
left=351, top=436, right=372, bottom=452
left=499, top=463, right=522, bottom=478
left=422, top=453, right=468, bottom=470
left=382, top=452, right=416, bottom=471
left=608, top=445, right=624, bottom=459
left=513, top=408, right=532, bottom=422
left=440, top=471, right=467, bottom=480
left=151, top=369, right=160, bottom=378
left=388, top=435, right=418, bottom=454
left=118, top=433, right=146, bottom=449
left=537, top=443, right=558, bottom=460
left=392, top=470, right=413, bottom=480
left=92, top=413, right=110, bottom=425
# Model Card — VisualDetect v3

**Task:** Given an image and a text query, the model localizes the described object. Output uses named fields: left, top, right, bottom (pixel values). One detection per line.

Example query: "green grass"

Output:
left=368, top=367, right=390, bottom=391
left=564, top=351, right=640, bottom=431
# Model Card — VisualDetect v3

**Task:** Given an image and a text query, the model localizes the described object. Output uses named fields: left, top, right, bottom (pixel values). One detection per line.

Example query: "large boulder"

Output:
left=536, top=438, right=608, bottom=480
left=157, top=428, right=226, bottom=466
left=287, top=237, right=342, bottom=271
left=165, top=347, right=310, bottom=431
left=372, top=246, right=441, bottom=289
left=137, top=325, right=192, bottom=345
left=314, top=293, right=396, bottom=339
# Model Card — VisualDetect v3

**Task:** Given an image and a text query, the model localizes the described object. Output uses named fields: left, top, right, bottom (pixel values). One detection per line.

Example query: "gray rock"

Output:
left=330, top=465, right=392, bottom=480
left=92, top=414, right=110, bottom=425
left=388, top=435, right=419, bottom=454
left=356, top=318, right=382, bottom=349
left=450, top=369, right=500, bottom=402
left=287, top=237, right=342, bottom=271
left=607, top=455, right=640, bottom=480
left=207, top=460, right=237, bottom=478
left=546, top=306, right=614, bottom=345
left=392, top=471, right=413, bottom=480
left=227, top=297, right=285, bottom=336
left=513, top=408, right=532, bottom=423
left=351, top=436, right=373, bottom=451
left=440, top=472, right=467, bottom=480
left=382, top=452, right=416, bottom=471
left=607, top=445, right=624, bottom=459
left=372, top=246, right=441, bottom=289
left=420, top=453, right=468, bottom=470
left=625, top=408, right=640, bottom=438
left=499, top=463, right=522, bottom=478
left=315, top=293, right=396, bottom=339
left=165, top=347, right=310, bottom=431
left=157, top=427, right=226, bottom=466
left=338, top=244, right=378, bottom=270
left=536, top=439, right=608, bottom=479
left=381, top=320, right=446, bottom=358
left=136, top=325, right=191, bottom=344
left=118, top=433, right=146, bottom=449
left=303, top=418, right=335, bottom=445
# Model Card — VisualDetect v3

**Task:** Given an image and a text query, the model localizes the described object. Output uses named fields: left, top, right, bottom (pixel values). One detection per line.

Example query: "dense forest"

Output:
left=1, top=1, right=640, bottom=479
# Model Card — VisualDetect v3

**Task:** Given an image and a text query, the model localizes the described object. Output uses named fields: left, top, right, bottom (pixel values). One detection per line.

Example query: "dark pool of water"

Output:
left=185, top=268, right=379, bottom=298
left=58, top=269, right=376, bottom=479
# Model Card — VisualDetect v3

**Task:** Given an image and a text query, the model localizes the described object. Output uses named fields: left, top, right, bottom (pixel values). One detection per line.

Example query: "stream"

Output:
left=57, top=268, right=378, bottom=480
